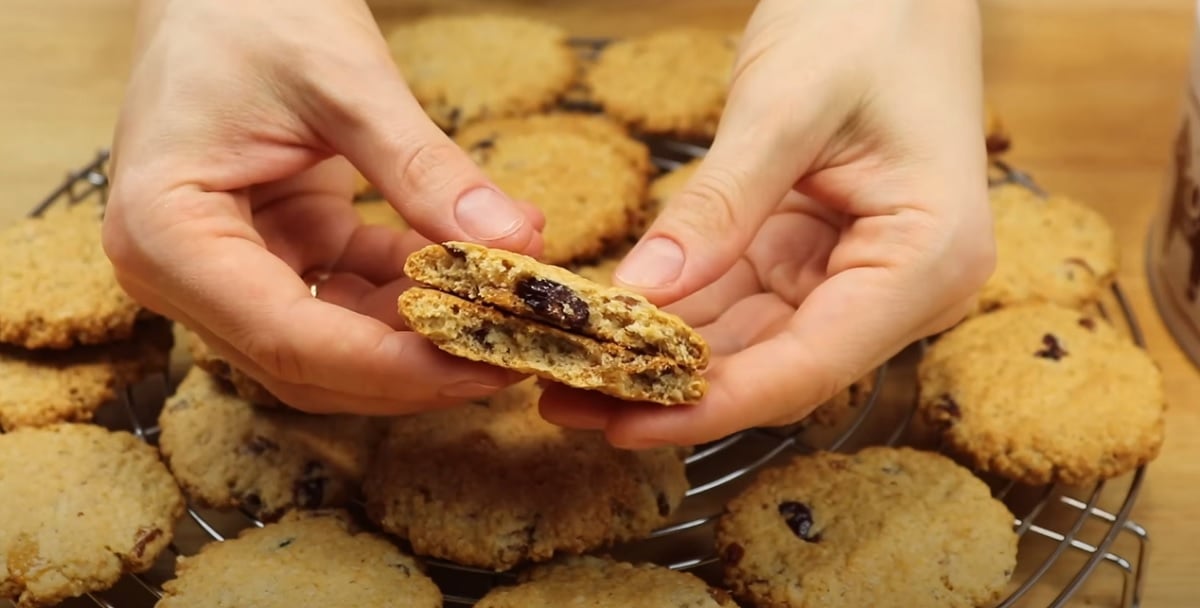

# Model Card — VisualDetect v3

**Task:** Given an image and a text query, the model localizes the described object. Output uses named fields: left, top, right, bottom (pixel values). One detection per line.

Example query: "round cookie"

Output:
left=184, top=328, right=280, bottom=408
left=0, top=424, right=184, bottom=607
left=455, top=112, right=653, bottom=176
left=586, top=28, right=737, bottom=139
left=918, top=303, right=1165, bottom=486
left=0, top=202, right=145, bottom=349
left=469, top=130, right=646, bottom=265
left=716, top=447, right=1017, bottom=608
left=476, top=556, right=737, bottom=607
left=363, top=379, right=690, bottom=571
left=974, top=183, right=1118, bottom=315
left=387, top=14, right=578, bottom=131
left=158, top=366, right=383, bottom=521
left=0, top=318, right=173, bottom=431
left=157, top=509, right=440, bottom=608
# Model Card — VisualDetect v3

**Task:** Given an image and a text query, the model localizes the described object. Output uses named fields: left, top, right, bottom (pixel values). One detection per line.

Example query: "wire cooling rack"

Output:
left=1, top=145, right=1154, bottom=608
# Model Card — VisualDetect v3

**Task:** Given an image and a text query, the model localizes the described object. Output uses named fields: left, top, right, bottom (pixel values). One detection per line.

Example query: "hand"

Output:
left=541, top=0, right=995, bottom=447
left=102, top=0, right=544, bottom=413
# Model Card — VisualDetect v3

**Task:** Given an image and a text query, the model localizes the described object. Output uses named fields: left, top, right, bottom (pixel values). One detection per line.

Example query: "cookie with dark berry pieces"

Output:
left=918, top=303, right=1165, bottom=486
left=0, top=202, right=149, bottom=349
left=387, top=14, right=578, bottom=131
left=399, top=242, right=708, bottom=405
left=0, top=424, right=184, bottom=608
left=157, top=366, right=384, bottom=521
left=586, top=28, right=738, bottom=139
left=156, top=509, right=440, bottom=608
left=363, top=379, right=689, bottom=571
left=465, top=128, right=646, bottom=265
left=184, top=328, right=281, bottom=408
left=972, top=183, right=1118, bottom=315
left=716, top=447, right=1017, bottom=608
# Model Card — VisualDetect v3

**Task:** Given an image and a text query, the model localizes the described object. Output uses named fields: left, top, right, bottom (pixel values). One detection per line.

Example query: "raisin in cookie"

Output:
left=467, top=129, right=646, bottom=265
left=156, top=510, right=440, bottom=608
left=0, top=424, right=184, bottom=608
left=363, top=379, right=690, bottom=571
left=387, top=14, right=577, bottom=131
left=985, top=103, right=1010, bottom=155
left=399, top=242, right=708, bottom=404
left=0, top=317, right=172, bottom=430
left=476, top=556, right=736, bottom=607
left=0, top=202, right=146, bottom=349
left=918, top=303, right=1165, bottom=486
left=716, top=447, right=1017, bottom=608
left=158, top=367, right=383, bottom=520
left=184, top=328, right=280, bottom=408
left=586, top=28, right=738, bottom=139
left=455, top=112, right=653, bottom=176
left=973, top=183, right=1118, bottom=315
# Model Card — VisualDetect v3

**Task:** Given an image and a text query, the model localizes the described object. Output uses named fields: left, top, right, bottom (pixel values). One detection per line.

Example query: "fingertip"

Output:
left=612, top=235, right=687, bottom=303
left=537, top=386, right=611, bottom=430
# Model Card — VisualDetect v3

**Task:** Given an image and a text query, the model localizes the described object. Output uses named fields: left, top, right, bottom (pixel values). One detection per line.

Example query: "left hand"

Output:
left=539, top=0, right=995, bottom=448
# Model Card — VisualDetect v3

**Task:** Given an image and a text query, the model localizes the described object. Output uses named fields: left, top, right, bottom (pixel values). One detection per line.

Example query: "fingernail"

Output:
left=440, top=380, right=501, bottom=399
left=615, top=237, right=684, bottom=289
left=455, top=188, right=524, bottom=241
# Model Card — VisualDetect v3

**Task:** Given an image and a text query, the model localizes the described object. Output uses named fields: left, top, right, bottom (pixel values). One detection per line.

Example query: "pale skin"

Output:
left=103, top=0, right=994, bottom=448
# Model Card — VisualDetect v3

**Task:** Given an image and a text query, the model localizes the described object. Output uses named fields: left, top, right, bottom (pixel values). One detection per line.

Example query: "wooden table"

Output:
left=1, top=0, right=1197, bottom=605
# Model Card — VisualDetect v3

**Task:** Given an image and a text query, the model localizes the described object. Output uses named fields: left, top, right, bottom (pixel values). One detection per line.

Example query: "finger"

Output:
left=187, top=323, right=504, bottom=415
left=250, top=157, right=360, bottom=275
left=332, top=224, right=433, bottom=285
left=604, top=268, right=927, bottom=447
left=111, top=185, right=524, bottom=406
left=309, top=272, right=411, bottom=329
left=306, top=60, right=542, bottom=254
left=613, top=63, right=839, bottom=305
left=695, top=293, right=795, bottom=356
left=661, top=257, right=760, bottom=329
left=537, top=387, right=611, bottom=431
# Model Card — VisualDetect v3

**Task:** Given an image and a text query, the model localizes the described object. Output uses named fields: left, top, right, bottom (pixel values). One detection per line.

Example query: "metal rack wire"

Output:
left=6, top=145, right=1153, bottom=608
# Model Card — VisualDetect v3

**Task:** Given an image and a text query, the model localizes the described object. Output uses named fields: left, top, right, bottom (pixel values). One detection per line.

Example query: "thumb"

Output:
left=316, top=71, right=542, bottom=255
left=613, top=102, right=804, bottom=304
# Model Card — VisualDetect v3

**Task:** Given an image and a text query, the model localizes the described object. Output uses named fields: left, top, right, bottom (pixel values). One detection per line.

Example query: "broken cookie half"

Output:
left=398, top=242, right=709, bottom=405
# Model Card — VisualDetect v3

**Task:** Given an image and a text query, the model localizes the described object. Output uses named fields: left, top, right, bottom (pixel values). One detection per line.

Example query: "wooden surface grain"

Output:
left=1, top=0, right=1197, bottom=605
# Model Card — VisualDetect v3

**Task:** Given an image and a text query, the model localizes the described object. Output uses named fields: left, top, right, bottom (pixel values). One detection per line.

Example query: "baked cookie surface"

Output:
left=586, top=28, right=737, bottom=139
left=0, top=424, right=184, bottom=608
left=716, top=446, right=1017, bottom=608
left=0, top=202, right=145, bottom=349
left=974, top=183, right=1118, bottom=314
left=475, top=555, right=736, bottom=607
left=156, top=510, right=440, bottom=608
left=0, top=318, right=172, bottom=430
left=387, top=14, right=577, bottom=131
left=918, top=303, right=1165, bottom=486
left=363, top=379, right=689, bottom=571
left=400, top=243, right=708, bottom=404
left=468, top=129, right=646, bottom=264
left=455, top=112, right=653, bottom=176
left=158, top=367, right=383, bottom=520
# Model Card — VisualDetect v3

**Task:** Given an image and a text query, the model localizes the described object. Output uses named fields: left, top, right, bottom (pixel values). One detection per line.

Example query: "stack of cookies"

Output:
left=0, top=202, right=189, bottom=606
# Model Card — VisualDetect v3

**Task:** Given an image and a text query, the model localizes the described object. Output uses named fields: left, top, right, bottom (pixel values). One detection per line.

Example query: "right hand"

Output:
left=102, top=0, right=544, bottom=414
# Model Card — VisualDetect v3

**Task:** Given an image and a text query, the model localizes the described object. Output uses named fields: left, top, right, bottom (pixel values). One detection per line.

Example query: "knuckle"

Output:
left=393, top=138, right=470, bottom=199
left=239, top=331, right=307, bottom=386
left=669, top=167, right=748, bottom=239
